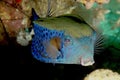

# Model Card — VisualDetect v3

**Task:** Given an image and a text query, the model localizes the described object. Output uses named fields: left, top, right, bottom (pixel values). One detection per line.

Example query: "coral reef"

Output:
left=0, top=0, right=78, bottom=45
left=0, top=0, right=119, bottom=70
left=0, top=0, right=111, bottom=42
left=0, top=0, right=31, bottom=45
left=31, top=0, right=76, bottom=17
left=0, top=0, right=31, bottom=37
left=0, top=20, right=8, bottom=45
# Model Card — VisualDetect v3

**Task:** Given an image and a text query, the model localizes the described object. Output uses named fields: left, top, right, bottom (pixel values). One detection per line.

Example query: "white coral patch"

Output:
left=17, top=35, right=29, bottom=46
left=84, top=69, right=120, bottom=80
left=16, top=29, right=34, bottom=46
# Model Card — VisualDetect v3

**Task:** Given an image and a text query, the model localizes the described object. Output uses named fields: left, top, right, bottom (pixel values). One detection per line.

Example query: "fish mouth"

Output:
left=80, top=58, right=95, bottom=66
left=81, top=61, right=95, bottom=66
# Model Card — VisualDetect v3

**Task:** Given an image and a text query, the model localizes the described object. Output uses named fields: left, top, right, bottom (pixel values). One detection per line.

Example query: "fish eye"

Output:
left=63, top=36, right=73, bottom=46
left=64, top=36, right=71, bottom=42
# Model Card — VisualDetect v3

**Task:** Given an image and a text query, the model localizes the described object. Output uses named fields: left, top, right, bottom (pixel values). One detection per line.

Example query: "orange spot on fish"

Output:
left=50, top=37, right=61, bottom=50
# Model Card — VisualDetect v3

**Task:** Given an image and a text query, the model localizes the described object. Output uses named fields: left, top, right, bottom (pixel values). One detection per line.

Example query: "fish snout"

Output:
left=80, top=57, right=95, bottom=66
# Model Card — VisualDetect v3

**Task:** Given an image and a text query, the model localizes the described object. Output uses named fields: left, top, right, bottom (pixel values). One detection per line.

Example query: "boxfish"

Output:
left=31, top=8, right=104, bottom=66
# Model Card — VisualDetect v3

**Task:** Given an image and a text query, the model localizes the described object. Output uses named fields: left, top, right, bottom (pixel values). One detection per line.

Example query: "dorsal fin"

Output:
left=31, top=8, right=40, bottom=21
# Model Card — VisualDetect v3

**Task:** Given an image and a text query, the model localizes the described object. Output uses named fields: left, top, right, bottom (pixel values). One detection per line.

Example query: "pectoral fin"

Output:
left=43, top=37, right=62, bottom=59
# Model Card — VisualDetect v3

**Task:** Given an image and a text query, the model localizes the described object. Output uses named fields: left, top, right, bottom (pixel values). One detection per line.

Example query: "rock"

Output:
left=84, top=69, right=120, bottom=80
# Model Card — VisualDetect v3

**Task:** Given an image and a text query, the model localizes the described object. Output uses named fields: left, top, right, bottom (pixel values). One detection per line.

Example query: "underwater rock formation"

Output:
left=0, top=0, right=31, bottom=45
left=84, top=69, right=120, bottom=80
left=0, top=0, right=31, bottom=37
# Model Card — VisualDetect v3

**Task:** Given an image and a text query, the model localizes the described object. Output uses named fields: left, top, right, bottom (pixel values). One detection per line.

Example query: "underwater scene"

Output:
left=0, top=0, right=120, bottom=80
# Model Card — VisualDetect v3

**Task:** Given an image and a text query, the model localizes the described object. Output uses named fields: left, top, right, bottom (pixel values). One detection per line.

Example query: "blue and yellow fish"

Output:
left=31, top=8, right=104, bottom=66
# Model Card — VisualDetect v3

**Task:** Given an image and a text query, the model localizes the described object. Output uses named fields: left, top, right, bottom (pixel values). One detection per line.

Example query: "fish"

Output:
left=31, top=8, right=104, bottom=66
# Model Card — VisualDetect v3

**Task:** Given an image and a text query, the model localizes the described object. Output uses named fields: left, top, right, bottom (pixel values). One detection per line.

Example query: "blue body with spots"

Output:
left=32, top=23, right=64, bottom=62
left=31, top=9, right=99, bottom=66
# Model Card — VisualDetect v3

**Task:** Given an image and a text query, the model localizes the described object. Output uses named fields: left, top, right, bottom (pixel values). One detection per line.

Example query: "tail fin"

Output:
left=31, top=8, right=40, bottom=21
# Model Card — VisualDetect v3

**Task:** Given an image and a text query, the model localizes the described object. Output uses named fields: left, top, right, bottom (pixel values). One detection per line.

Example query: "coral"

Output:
left=0, top=0, right=31, bottom=37
left=31, top=0, right=76, bottom=17
left=76, top=0, right=110, bottom=9
left=76, top=0, right=95, bottom=9
left=0, top=0, right=78, bottom=45
left=16, top=28, right=34, bottom=46
left=84, top=69, right=120, bottom=80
